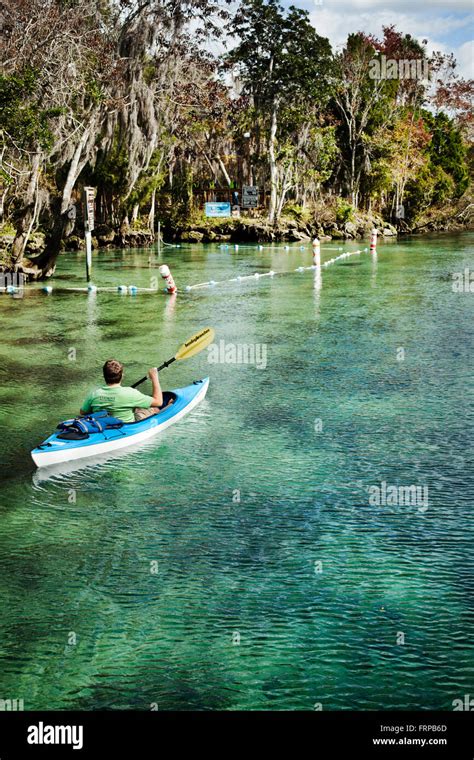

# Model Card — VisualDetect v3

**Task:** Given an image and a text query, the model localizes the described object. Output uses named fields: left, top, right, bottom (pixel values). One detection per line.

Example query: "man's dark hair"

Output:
left=103, top=359, right=123, bottom=384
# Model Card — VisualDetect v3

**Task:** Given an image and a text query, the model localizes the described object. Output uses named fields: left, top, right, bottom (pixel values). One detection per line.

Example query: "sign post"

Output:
left=83, top=187, right=95, bottom=282
left=242, top=186, right=259, bottom=209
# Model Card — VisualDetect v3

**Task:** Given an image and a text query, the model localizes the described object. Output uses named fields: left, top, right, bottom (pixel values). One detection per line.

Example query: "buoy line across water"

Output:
left=219, top=243, right=344, bottom=252
left=184, top=248, right=368, bottom=292
left=1, top=246, right=370, bottom=296
left=0, top=284, right=161, bottom=296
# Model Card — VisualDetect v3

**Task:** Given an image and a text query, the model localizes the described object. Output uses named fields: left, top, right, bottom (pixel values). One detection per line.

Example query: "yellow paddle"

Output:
left=132, top=327, right=215, bottom=388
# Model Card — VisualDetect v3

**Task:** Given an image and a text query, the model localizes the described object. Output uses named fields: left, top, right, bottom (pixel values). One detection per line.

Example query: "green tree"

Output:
left=332, top=33, right=393, bottom=209
left=227, top=0, right=333, bottom=222
left=424, top=111, right=469, bottom=197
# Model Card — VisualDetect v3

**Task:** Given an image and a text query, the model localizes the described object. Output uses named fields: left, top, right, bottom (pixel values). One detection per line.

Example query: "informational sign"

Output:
left=84, top=186, right=95, bottom=232
left=205, top=202, right=231, bottom=218
left=242, top=185, right=259, bottom=208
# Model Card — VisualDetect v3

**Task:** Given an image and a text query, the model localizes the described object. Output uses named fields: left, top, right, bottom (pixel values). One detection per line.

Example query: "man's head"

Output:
left=103, top=359, right=123, bottom=385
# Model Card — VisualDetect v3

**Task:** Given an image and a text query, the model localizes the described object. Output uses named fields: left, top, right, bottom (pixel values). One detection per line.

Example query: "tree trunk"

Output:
left=268, top=100, right=279, bottom=224
left=215, top=154, right=232, bottom=188
left=0, top=187, right=7, bottom=222
left=276, top=162, right=292, bottom=220
left=10, top=152, right=41, bottom=269
left=148, top=187, right=156, bottom=233
left=350, top=131, right=357, bottom=208
left=34, top=123, right=96, bottom=278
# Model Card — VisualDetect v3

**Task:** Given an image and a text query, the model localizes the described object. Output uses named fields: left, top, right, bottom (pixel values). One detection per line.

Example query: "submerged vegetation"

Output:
left=0, top=0, right=472, bottom=278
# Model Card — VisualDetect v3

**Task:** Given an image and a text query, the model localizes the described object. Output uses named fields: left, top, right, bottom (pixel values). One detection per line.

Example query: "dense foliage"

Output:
left=0, top=0, right=472, bottom=277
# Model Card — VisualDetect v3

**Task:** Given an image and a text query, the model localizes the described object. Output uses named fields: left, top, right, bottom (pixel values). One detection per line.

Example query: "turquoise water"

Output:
left=0, top=234, right=473, bottom=710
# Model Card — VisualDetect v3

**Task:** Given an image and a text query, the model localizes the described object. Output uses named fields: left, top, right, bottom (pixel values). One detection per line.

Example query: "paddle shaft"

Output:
left=130, top=327, right=214, bottom=390
left=131, top=357, right=176, bottom=389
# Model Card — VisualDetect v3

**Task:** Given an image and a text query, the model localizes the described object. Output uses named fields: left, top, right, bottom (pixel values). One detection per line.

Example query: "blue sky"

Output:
left=285, top=0, right=473, bottom=78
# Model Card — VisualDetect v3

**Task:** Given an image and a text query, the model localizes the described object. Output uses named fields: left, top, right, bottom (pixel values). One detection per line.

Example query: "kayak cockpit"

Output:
left=123, top=390, right=177, bottom=426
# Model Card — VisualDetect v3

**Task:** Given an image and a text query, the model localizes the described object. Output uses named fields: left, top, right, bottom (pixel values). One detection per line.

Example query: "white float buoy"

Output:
left=87, top=284, right=97, bottom=292
left=258, top=245, right=263, bottom=251
left=234, top=244, right=239, bottom=252
left=128, top=285, right=138, bottom=295
left=117, top=285, right=128, bottom=294
left=42, top=285, right=53, bottom=294
left=185, top=285, right=192, bottom=292
left=159, top=264, right=177, bottom=294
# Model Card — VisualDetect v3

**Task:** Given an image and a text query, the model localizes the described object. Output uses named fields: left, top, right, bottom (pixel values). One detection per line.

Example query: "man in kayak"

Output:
left=80, top=360, right=166, bottom=423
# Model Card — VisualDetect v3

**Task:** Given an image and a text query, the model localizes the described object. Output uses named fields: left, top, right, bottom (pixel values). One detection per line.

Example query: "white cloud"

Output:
left=310, top=6, right=474, bottom=78
left=310, top=7, right=471, bottom=47
left=313, top=0, right=474, bottom=9
left=454, top=39, right=474, bottom=79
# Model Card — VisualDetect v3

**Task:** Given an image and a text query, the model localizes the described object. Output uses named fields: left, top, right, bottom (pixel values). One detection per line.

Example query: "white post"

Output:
left=83, top=186, right=95, bottom=282
left=312, top=237, right=320, bottom=265
left=370, top=228, right=378, bottom=254
left=85, top=231, right=92, bottom=283
left=312, top=237, right=322, bottom=290
left=157, top=220, right=161, bottom=255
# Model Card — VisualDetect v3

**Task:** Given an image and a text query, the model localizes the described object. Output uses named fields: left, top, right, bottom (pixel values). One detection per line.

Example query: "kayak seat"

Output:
left=159, top=391, right=177, bottom=409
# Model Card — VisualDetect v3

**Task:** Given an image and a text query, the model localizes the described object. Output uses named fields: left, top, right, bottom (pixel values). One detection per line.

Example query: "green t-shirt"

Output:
left=81, top=385, right=154, bottom=423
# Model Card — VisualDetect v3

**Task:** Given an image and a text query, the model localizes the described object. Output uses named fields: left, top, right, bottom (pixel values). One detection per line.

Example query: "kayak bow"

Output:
left=31, top=377, right=209, bottom=469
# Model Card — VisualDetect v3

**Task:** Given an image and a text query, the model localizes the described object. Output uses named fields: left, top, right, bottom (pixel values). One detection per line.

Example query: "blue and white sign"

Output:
left=205, top=202, right=231, bottom=218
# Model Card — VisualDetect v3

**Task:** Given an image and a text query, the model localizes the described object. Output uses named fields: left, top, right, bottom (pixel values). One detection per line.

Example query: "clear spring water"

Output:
left=0, top=233, right=472, bottom=710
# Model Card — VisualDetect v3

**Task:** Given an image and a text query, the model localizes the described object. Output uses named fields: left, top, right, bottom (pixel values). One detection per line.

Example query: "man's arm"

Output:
left=148, top=367, right=163, bottom=407
left=79, top=396, right=92, bottom=417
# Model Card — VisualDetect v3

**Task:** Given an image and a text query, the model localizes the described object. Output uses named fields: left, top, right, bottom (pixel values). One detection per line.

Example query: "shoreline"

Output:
left=1, top=215, right=473, bottom=273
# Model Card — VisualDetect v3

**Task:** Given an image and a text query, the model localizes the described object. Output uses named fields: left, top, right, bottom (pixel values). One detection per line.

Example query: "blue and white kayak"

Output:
left=31, top=377, right=209, bottom=469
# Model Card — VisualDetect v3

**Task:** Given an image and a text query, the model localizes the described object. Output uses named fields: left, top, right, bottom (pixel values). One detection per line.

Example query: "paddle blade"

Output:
left=175, top=327, right=215, bottom=362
